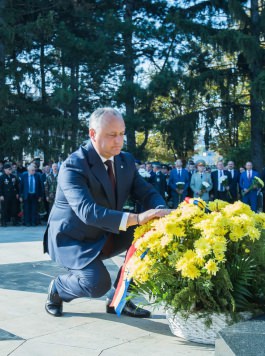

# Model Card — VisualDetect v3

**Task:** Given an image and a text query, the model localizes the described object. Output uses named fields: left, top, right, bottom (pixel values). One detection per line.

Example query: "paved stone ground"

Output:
left=0, top=226, right=215, bottom=356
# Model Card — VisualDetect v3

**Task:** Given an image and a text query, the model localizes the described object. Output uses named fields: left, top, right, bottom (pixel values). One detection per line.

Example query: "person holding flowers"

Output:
left=210, top=160, right=232, bottom=202
left=169, top=159, right=190, bottom=208
left=190, top=160, right=213, bottom=202
left=240, top=161, right=261, bottom=212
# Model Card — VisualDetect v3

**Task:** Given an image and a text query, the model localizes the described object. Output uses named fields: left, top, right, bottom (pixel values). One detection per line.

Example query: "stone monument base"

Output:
left=215, top=314, right=265, bottom=356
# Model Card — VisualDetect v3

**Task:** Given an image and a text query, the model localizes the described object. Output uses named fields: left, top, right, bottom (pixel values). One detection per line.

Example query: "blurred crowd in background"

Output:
left=0, top=156, right=265, bottom=228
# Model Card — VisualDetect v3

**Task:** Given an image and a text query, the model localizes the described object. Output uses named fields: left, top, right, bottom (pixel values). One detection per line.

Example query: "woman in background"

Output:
left=190, top=160, right=213, bottom=203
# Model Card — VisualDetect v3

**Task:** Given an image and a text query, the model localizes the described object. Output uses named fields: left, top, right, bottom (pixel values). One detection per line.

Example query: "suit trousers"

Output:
left=242, top=190, right=258, bottom=212
left=171, top=191, right=186, bottom=208
left=55, top=227, right=135, bottom=302
left=23, top=194, right=38, bottom=225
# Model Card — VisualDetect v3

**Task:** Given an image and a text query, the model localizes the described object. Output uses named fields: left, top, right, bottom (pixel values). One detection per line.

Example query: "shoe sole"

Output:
left=45, top=304, right=63, bottom=317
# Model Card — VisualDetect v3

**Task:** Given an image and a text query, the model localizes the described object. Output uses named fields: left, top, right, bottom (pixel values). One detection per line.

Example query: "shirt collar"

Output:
left=91, top=142, right=114, bottom=164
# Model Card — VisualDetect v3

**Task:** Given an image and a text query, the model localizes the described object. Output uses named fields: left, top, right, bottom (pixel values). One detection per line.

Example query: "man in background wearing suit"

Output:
left=19, top=164, right=43, bottom=226
left=151, top=163, right=168, bottom=200
left=210, top=160, right=232, bottom=202
left=44, top=108, right=170, bottom=318
left=168, top=159, right=190, bottom=208
left=227, top=161, right=240, bottom=203
left=240, top=161, right=259, bottom=212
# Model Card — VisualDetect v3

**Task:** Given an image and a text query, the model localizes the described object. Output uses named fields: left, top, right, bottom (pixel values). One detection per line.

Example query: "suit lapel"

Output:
left=114, top=154, right=126, bottom=210
left=85, top=142, right=116, bottom=208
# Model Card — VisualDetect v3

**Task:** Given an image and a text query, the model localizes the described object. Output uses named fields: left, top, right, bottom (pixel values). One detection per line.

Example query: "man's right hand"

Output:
left=127, top=209, right=172, bottom=227
left=138, top=209, right=172, bottom=225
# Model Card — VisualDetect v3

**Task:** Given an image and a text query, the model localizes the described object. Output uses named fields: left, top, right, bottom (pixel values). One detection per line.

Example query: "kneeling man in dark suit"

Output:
left=44, top=108, right=170, bottom=318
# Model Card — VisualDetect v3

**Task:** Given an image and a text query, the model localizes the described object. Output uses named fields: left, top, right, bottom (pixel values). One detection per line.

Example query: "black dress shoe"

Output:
left=45, top=280, right=63, bottom=317
left=106, top=298, right=151, bottom=318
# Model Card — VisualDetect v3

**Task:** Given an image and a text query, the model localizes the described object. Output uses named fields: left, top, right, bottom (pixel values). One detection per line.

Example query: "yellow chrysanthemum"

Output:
left=248, top=226, right=261, bottom=241
left=181, top=263, right=201, bottom=279
left=208, top=200, right=229, bottom=211
left=212, top=236, right=227, bottom=254
left=194, top=238, right=212, bottom=258
left=205, top=259, right=219, bottom=275
left=161, top=234, right=174, bottom=247
left=183, top=249, right=197, bottom=261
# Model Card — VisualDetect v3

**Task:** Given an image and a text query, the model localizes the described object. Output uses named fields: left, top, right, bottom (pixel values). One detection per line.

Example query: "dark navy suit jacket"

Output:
left=44, top=142, right=165, bottom=269
left=19, top=172, right=43, bottom=200
left=210, top=170, right=232, bottom=197
left=228, top=169, right=240, bottom=201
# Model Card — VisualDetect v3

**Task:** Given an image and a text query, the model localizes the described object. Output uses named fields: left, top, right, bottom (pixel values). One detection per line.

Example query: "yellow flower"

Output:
left=212, top=236, right=227, bottom=256
left=161, top=234, right=174, bottom=247
left=134, top=221, right=153, bottom=241
left=179, top=262, right=201, bottom=279
left=205, top=259, right=219, bottom=275
left=183, top=249, right=197, bottom=261
left=248, top=226, right=261, bottom=241
left=194, top=238, right=212, bottom=258
left=255, top=213, right=265, bottom=229
left=196, top=256, right=205, bottom=267
left=208, top=200, right=229, bottom=211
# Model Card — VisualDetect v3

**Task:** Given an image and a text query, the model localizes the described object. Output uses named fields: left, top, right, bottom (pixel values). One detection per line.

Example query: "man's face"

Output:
left=4, top=167, right=12, bottom=175
left=246, top=162, right=252, bottom=170
left=217, top=162, right=224, bottom=170
left=44, top=165, right=50, bottom=174
left=227, top=161, right=234, bottom=170
left=89, top=114, right=125, bottom=159
left=52, top=164, right=58, bottom=174
left=146, top=164, right=152, bottom=172
left=28, top=168, right=35, bottom=175
left=175, top=160, right=182, bottom=168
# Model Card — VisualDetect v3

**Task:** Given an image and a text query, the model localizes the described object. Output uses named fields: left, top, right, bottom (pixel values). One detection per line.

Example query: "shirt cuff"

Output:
left=155, top=205, right=166, bottom=209
left=119, top=212, right=129, bottom=231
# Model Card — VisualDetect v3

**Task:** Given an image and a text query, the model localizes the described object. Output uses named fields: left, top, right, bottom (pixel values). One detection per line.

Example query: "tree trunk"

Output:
left=40, top=41, right=49, bottom=162
left=70, top=63, right=79, bottom=151
left=123, top=0, right=136, bottom=154
left=40, top=42, right=46, bottom=104
left=250, top=0, right=264, bottom=172
left=0, top=0, right=5, bottom=88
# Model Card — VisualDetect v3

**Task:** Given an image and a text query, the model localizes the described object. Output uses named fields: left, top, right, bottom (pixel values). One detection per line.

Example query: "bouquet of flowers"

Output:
left=220, top=175, right=232, bottom=199
left=200, top=181, right=210, bottom=195
left=138, top=168, right=151, bottom=181
left=176, top=181, right=185, bottom=203
left=129, top=199, right=265, bottom=318
left=38, top=200, right=47, bottom=217
left=242, top=176, right=264, bottom=196
left=252, top=176, right=264, bottom=189
left=176, top=181, right=185, bottom=190
left=219, top=175, right=228, bottom=187
left=123, top=197, right=137, bottom=213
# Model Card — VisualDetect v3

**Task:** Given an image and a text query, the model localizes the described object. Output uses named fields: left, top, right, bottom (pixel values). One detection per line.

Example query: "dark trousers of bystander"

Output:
left=23, top=194, right=38, bottom=226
